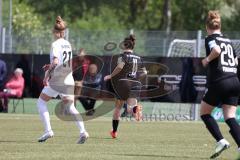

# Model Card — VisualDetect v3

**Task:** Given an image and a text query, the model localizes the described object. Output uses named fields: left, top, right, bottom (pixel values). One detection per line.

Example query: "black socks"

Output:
left=112, top=120, right=119, bottom=132
left=201, top=114, right=224, bottom=142
left=225, top=118, right=240, bottom=147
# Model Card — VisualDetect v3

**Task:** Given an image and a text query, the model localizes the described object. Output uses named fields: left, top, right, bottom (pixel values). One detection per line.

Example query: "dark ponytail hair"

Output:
left=123, top=34, right=136, bottom=49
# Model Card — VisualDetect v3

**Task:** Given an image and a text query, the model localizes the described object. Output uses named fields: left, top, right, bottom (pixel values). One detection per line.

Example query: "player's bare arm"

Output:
left=104, top=62, right=125, bottom=81
left=43, top=57, right=58, bottom=86
left=202, top=46, right=221, bottom=67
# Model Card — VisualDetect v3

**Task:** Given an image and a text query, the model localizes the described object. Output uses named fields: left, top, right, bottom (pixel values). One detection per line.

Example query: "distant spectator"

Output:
left=73, top=48, right=90, bottom=82
left=0, top=59, right=7, bottom=90
left=0, top=68, right=24, bottom=112
left=16, top=55, right=31, bottom=96
left=72, top=48, right=90, bottom=103
left=79, top=64, right=102, bottom=116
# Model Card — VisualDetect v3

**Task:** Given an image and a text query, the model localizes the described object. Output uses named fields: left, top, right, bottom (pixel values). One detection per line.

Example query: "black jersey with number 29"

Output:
left=205, top=33, right=237, bottom=85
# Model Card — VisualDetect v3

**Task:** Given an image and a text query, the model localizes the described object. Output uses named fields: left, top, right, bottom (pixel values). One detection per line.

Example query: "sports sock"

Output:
left=68, top=103, right=86, bottom=134
left=201, top=114, right=224, bottom=142
left=37, top=98, right=52, bottom=133
left=112, top=120, right=119, bottom=132
left=225, top=118, right=240, bottom=147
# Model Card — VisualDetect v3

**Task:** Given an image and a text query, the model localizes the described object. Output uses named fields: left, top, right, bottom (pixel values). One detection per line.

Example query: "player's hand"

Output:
left=42, top=64, right=51, bottom=72
left=202, top=58, right=209, bottom=67
left=104, top=75, right=111, bottom=81
left=43, top=77, right=49, bottom=86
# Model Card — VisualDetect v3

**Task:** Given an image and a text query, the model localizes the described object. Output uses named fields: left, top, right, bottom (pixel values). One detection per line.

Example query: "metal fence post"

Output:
left=65, top=28, right=69, bottom=41
left=192, top=30, right=202, bottom=121
left=196, top=30, right=202, bottom=57
left=9, top=0, right=13, bottom=53
left=1, top=27, right=5, bottom=53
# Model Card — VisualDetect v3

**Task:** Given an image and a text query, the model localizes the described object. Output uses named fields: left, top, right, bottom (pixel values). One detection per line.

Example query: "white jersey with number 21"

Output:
left=49, top=38, right=74, bottom=86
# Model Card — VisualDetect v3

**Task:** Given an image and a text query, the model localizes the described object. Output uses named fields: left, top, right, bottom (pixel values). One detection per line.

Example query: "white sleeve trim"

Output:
left=208, top=40, right=218, bottom=50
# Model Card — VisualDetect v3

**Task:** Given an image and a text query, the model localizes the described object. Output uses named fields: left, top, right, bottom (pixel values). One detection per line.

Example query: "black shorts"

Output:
left=203, top=77, right=240, bottom=106
left=112, top=78, right=142, bottom=101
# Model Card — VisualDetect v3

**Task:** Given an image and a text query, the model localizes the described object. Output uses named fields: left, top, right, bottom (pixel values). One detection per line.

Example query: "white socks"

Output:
left=37, top=98, right=86, bottom=135
left=37, top=98, right=52, bottom=133
left=68, top=103, right=86, bottom=134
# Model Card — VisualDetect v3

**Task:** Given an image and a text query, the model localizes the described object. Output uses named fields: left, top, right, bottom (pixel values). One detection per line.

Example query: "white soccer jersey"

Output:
left=50, top=38, right=72, bottom=70
left=49, top=38, right=74, bottom=90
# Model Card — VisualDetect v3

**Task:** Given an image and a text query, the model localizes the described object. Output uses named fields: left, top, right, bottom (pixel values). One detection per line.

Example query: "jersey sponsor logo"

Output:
left=61, top=44, right=71, bottom=49
left=127, top=54, right=140, bottom=59
left=222, top=66, right=237, bottom=73
left=216, top=37, right=231, bottom=42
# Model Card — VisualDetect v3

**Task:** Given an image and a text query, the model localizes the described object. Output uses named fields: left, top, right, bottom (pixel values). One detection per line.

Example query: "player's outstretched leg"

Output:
left=37, top=97, right=54, bottom=142
left=63, top=98, right=89, bottom=144
left=201, top=101, right=229, bottom=159
left=222, top=105, right=240, bottom=160
left=110, top=99, right=123, bottom=139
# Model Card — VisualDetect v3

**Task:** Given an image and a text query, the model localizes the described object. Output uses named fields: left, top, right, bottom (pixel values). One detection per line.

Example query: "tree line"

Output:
left=1, top=0, right=240, bottom=54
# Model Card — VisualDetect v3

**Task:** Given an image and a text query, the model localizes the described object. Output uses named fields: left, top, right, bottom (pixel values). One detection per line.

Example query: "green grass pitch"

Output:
left=0, top=114, right=238, bottom=160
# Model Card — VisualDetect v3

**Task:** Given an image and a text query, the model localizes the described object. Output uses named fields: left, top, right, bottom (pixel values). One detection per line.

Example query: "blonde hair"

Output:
left=206, top=10, right=221, bottom=30
left=53, top=16, right=66, bottom=37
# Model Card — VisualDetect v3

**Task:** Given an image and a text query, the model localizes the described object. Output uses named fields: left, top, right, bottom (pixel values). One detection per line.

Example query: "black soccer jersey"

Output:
left=110, top=51, right=143, bottom=100
left=115, top=52, right=144, bottom=80
left=205, top=33, right=238, bottom=85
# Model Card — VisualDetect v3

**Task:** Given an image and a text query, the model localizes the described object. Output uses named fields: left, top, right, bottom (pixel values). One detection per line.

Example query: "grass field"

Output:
left=0, top=114, right=239, bottom=160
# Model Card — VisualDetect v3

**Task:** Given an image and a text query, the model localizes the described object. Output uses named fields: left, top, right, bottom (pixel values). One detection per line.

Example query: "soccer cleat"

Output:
left=38, top=130, right=54, bottom=142
left=210, top=139, right=230, bottom=159
left=110, top=130, right=117, bottom=139
left=77, top=132, right=89, bottom=144
left=132, top=104, right=143, bottom=121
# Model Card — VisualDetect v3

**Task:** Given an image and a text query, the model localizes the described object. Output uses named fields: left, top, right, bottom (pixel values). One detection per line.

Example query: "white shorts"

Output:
left=42, top=69, right=75, bottom=98
left=42, top=86, right=74, bottom=99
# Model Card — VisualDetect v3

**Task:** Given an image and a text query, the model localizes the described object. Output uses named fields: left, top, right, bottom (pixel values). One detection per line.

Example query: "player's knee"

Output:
left=224, top=113, right=236, bottom=121
left=37, top=98, right=46, bottom=106
left=223, top=105, right=237, bottom=120
left=200, top=102, right=213, bottom=116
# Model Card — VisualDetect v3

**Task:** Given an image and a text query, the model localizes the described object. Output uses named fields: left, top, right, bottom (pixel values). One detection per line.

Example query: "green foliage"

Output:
left=2, top=0, right=240, bottom=54
left=12, top=2, right=44, bottom=37
left=9, top=0, right=240, bottom=32
left=71, top=6, right=123, bottom=30
left=11, top=1, right=52, bottom=53
left=171, top=0, right=223, bottom=30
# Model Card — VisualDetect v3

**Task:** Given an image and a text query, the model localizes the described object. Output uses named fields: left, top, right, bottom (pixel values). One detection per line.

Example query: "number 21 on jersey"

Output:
left=63, top=51, right=72, bottom=67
